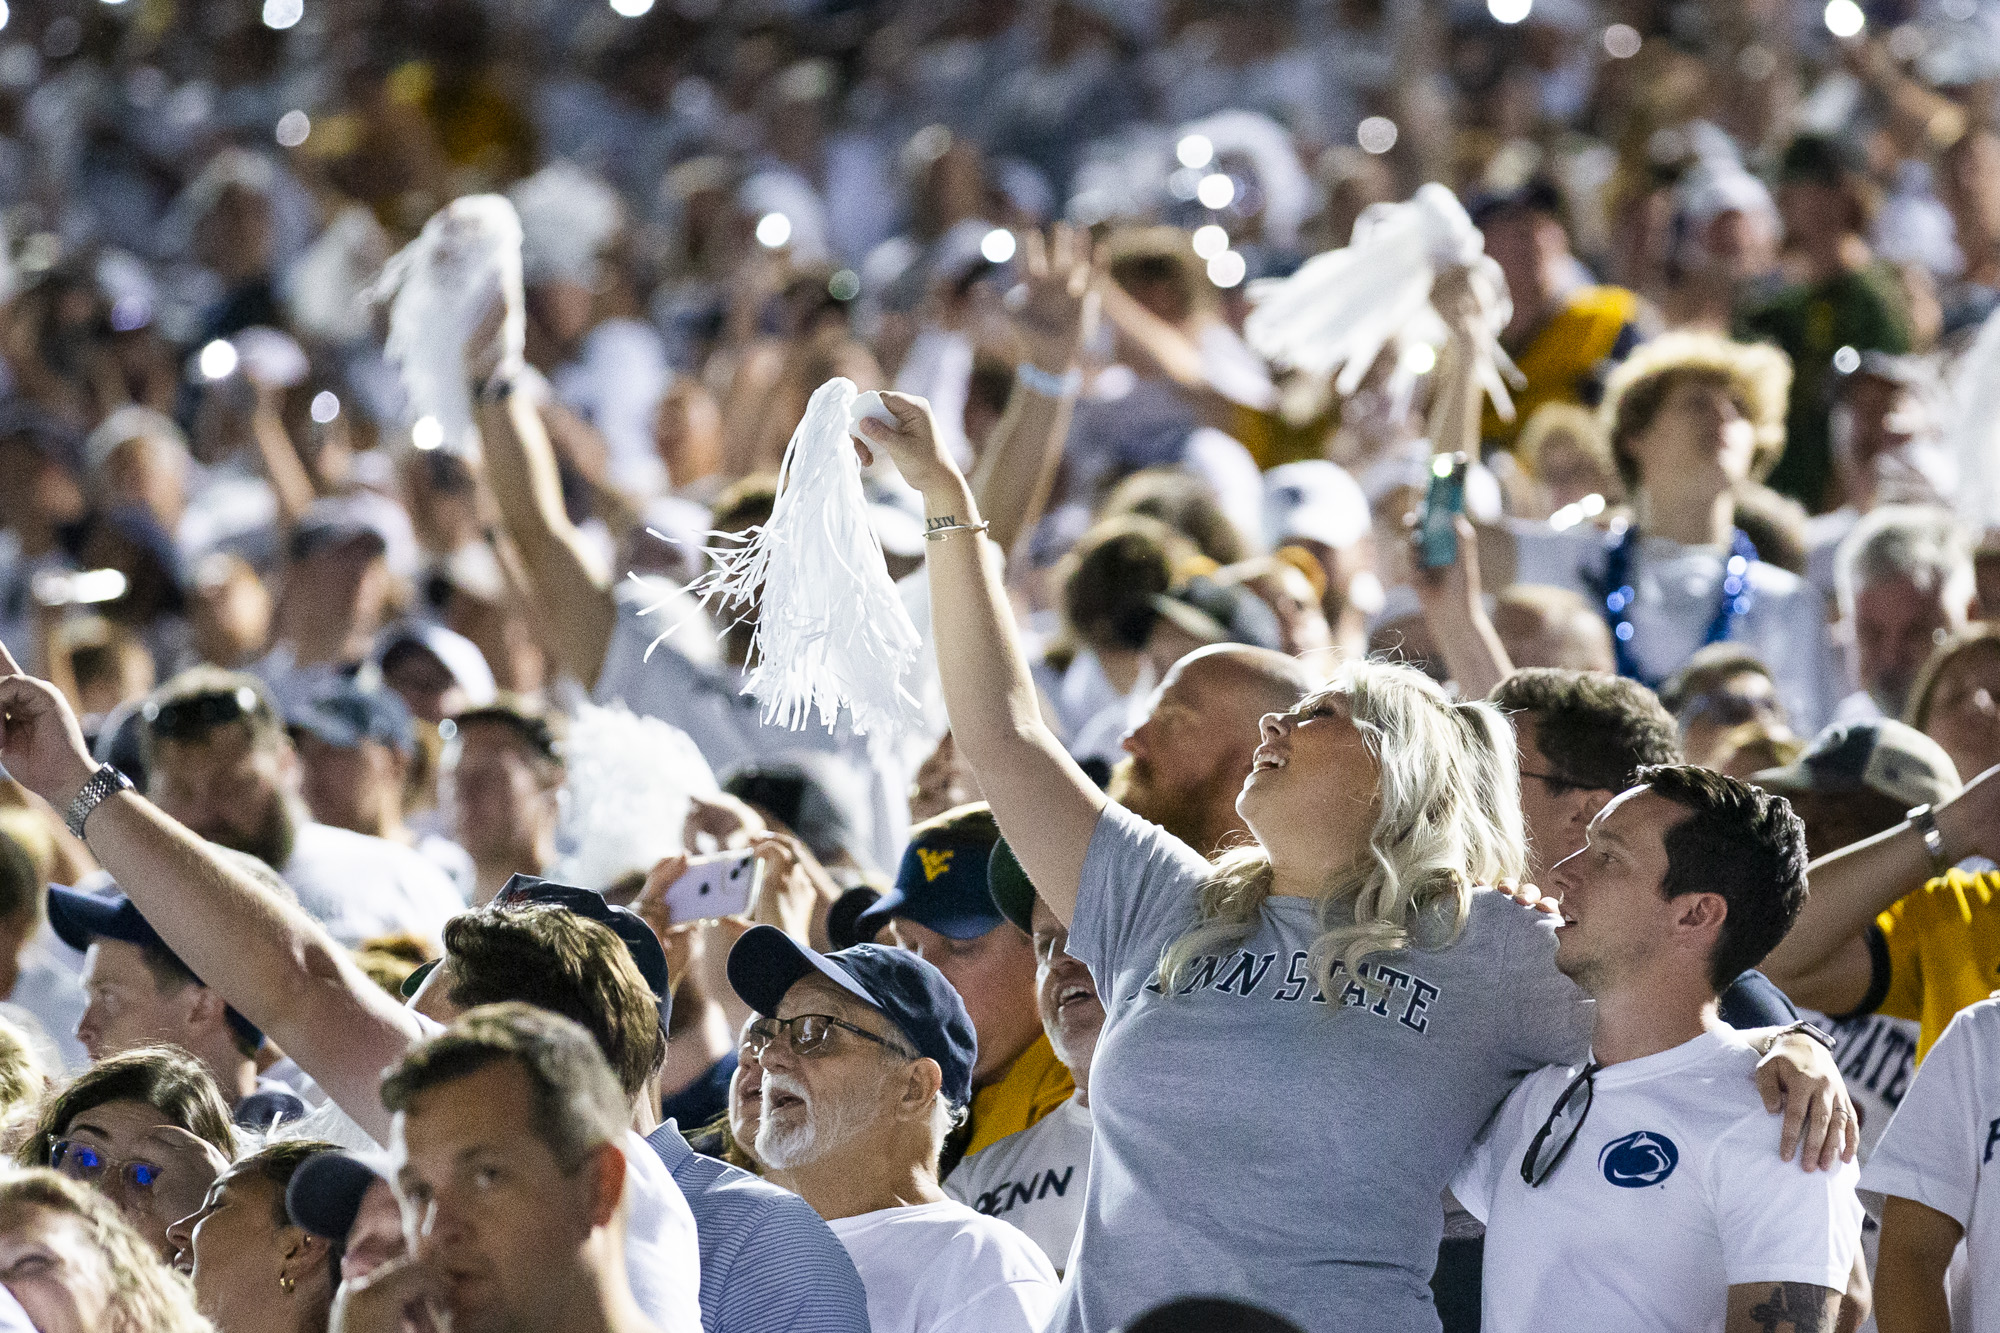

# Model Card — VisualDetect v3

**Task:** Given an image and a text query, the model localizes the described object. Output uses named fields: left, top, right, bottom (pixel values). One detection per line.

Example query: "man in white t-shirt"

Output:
left=139, top=667, right=462, bottom=944
left=945, top=838, right=1099, bottom=1273
left=1861, top=994, right=2000, bottom=1331
left=339, top=1003, right=685, bottom=1333
left=727, top=924, right=1059, bottom=1333
left=1452, top=764, right=1863, bottom=1333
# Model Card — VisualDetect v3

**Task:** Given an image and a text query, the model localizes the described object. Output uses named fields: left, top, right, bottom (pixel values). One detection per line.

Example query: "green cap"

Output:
left=987, top=837, right=1036, bottom=934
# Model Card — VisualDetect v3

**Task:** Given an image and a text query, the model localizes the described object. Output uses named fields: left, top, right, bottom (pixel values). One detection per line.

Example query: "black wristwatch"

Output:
left=64, top=764, right=133, bottom=839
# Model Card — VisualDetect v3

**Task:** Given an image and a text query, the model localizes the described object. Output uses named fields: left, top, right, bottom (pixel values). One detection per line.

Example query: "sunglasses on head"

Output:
left=143, top=685, right=265, bottom=742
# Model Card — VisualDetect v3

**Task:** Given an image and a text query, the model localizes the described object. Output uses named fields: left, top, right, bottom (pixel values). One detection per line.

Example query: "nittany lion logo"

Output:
left=1598, top=1131, right=1679, bottom=1187
left=918, top=848, right=955, bottom=882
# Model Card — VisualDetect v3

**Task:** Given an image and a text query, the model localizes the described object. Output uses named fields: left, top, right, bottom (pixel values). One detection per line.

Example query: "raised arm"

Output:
left=855, top=396, right=1106, bottom=926
left=0, top=642, right=418, bottom=1139
left=968, top=226, right=1097, bottom=555
left=473, top=381, right=620, bottom=689
left=1761, top=763, right=2000, bottom=1014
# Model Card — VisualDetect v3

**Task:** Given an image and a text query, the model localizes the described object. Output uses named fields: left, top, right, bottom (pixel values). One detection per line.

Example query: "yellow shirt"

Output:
left=1875, top=868, right=2000, bottom=1062
left=966, top=1032, right=1075, bottom=1157
left=1481, top=285, right=1643, bottom=449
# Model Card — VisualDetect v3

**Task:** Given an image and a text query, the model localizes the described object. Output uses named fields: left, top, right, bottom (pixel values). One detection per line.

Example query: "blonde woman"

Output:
left=0, top=1168, right=211, bottom=1333
left=854, top=394, right=1854, bottom=1333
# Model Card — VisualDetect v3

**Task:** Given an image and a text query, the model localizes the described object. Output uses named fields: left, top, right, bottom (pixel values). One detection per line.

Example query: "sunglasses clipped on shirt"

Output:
left=742, top=1013, right=918, bottom=1063
left=1520, top=1062, right=1602, bottom=1187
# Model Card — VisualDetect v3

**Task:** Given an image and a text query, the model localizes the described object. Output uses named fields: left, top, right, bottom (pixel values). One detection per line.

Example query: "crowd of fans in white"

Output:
left=0, top=0, right=1999, bottom=1330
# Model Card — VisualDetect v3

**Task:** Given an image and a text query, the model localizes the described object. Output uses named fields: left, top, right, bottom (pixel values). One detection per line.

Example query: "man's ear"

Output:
left=1575, top=787, right=1616, bottom=825
left=587, top=1140, right=627, bottom=1230
left=1672, top=892, right=1728, bottom=941
left=902, top=1057, right=944, bottom=1121
left=182, top=984, right=230, bottom=1038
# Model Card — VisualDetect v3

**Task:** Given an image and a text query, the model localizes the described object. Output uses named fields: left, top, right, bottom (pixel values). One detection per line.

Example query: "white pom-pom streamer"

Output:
left=669, top=378, right=925, bottom=738
left=1946, top=305, right=2000, bottom=532
left=369, top=195, right=524, bottom=459
left=551, top=702, right=719, bottom=891
left=1244, top=183, right=1521, bottom=420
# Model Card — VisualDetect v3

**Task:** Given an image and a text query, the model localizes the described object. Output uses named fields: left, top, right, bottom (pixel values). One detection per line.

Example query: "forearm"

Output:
left=250, top=406, right=320, bottom=526
left=969, top=371, right=1075, bottom=556
left=1763, top=822, right=1933, bottom=983
left=1423, top=595, right=1512, bottom=701
left=76, top=789, right=418, bottom=1132
left=917, top=474, right=1103, bottom=921
left=1875, top=1200, right=1960, bottom=1333
left=474, top=393, right=617, bottom=685
left=1726, top=1282, right=1842, bottom=1333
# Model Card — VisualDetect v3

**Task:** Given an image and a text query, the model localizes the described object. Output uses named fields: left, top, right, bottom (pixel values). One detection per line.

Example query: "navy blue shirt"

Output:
left=644, top=1121, right=871, bottom=1333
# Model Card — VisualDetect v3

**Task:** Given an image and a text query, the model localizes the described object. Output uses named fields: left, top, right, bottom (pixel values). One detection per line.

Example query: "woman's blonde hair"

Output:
left=1159, top=658, right=1526, bottom=998
left=1515, top=401, right=1616, bottom=488
left=0, top=1169, right=212, bottom=1333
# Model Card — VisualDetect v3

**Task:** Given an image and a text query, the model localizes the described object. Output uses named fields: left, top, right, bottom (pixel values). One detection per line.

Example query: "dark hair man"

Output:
left=944, top=840, right=1103, bottom=1273
left=139, top=666, right=462, bottom=944
left=0, top=646, right=870, bottom=1333
left=728, top=925, right=1059, bottom=1333
left=334, top=1004, right=668, bottom=1333
left=50, top=883, right=302, bottom=1128
left=856, top=804, right=1071, bottom=1160
left=445, top=699, right=564, bottom=906
left=1452, top=767, right=1861, bottom=1333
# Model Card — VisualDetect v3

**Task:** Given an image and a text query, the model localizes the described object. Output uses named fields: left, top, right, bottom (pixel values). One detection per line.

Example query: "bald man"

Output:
left=1110, top=645, right=1318, bottom=856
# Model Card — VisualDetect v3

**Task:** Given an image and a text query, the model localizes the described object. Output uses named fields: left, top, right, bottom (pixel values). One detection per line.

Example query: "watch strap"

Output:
left=64, top=764, right=133, bottom=840
left=1772, top=1019, right=1836, bottom=1052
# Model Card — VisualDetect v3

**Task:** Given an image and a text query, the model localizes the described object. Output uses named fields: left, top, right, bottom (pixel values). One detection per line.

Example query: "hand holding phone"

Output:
left=1417, top=452, right=1470, bottom=570
left=663, top=850, right=764, bottom=924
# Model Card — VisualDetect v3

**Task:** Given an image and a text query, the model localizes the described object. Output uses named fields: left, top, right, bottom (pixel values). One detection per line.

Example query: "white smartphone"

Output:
left=665, top=851, right=763, bottom=923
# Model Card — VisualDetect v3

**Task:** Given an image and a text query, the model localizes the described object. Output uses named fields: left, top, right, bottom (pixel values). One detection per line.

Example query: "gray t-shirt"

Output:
left=1053, top=803, right=1593, bottom=1333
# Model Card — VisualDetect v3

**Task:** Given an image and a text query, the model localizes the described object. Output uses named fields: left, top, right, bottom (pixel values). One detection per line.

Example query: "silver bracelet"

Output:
left=1906, top=803, right=1951, bottom=877
left=1015, top=363, right=1081, bottom=398
left=64, top=764, right=133, bottom=840
left=922, top=520, right=991, bottom=543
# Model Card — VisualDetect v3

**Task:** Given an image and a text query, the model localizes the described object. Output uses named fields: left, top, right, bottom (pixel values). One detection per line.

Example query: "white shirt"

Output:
left=3, top=930, right=88, bottom=1071
left=1860, top=996, right=2000, bottom=1331
left=1513, top=522, right=1840, bottom=733
left=280, top=821, right=466, bottom=946
left=945, top=1095, right=1092, bottom=1273
left=827, top=1199, right=1060, bottom=1333
left=1452, top=1028, right=1863, bottom=1333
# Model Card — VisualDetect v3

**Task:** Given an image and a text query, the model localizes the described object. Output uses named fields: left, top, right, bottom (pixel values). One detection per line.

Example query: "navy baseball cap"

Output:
left=290, top=683, right=417, bottom=756
left=47, top=884, right=263, bottom=1049
left=726, top=925, right=978, bottom=1107
left=491, top=874, right=672, bottom=1029
left=856, top=807, right=1004, bottom=942
left=286, top=1150, right=390, bottom=1243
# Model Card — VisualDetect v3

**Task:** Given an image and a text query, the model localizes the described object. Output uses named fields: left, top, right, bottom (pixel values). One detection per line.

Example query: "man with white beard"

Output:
left=725, top=925, right=1059, bottom=1333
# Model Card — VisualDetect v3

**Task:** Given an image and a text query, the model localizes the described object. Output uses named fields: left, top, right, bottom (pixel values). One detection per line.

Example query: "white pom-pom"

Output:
left=551, top=702, right=719, bottom=891
left=369, top=195, right=524, bottom=458
left=674, top=377, right=925, bottom=738
left=1244, top=183, right=1521, bottom=419
left=848, top=390, right=898, bottom=436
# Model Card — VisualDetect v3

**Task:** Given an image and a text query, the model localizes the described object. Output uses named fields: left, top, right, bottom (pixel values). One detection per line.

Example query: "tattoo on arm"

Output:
left=1749, top=1283, right=1834, bottom=1333
left=925, top=514, right=959, bottom=532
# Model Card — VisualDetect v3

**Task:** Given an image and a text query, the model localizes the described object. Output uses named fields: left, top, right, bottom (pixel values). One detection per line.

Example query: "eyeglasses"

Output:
left=143, top=686, right=265, bottom=741
left=1675, top=689, right=1780, bottom=730
left=744, top=1014, right=916, bottom=1063
left=1519, top=1061, right=1601, bottom=1187
left=50, top=1139, right=165, bottom=1193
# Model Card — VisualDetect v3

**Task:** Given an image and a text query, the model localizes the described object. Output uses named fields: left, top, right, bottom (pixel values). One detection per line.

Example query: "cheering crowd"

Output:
left=2, top=0, right=2000, bottom=1330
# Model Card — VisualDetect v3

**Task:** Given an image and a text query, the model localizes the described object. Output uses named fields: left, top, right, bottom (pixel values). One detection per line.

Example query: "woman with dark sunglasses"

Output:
left=15, top=1046, right=237, bottom=1262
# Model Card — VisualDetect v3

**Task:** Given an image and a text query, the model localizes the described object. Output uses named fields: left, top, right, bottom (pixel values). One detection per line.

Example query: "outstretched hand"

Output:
left=1010, top=224, right=1098, bottom=375
left=0, top=639, right=97, bottom=810
left=852, top=392, right=962, bottom=497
